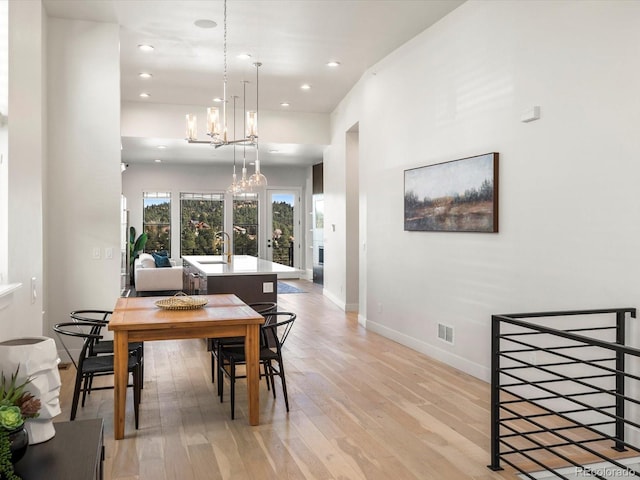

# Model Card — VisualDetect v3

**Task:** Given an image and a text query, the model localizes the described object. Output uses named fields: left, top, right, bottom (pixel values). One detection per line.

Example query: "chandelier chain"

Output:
left=223, top=0, right=227, bottom=87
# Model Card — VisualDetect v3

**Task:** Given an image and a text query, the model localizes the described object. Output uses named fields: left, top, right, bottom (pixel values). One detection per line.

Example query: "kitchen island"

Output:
left=182, top=255, right=301, bottom=304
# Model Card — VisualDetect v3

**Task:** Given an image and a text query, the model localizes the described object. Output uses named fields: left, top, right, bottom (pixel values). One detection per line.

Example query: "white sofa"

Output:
left=134, top=253, right=184, bottom=292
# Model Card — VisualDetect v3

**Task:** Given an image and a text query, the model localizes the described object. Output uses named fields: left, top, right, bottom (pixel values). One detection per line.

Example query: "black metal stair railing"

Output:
left=488, top=308, right=640, bottom=479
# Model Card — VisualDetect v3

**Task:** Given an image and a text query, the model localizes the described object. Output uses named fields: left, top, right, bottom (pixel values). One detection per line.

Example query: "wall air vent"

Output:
left=438, top=323, right=454, bottom=344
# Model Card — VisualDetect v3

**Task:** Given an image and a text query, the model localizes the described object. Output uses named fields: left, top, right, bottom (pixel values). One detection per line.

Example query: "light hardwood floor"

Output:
left=56, top=280, right=518, bottom=480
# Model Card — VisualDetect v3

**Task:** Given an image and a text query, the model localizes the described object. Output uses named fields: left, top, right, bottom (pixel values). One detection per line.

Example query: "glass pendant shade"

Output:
left=227, top=172, right=243, bottom=194
left=186, top=114, right=197, bottom=140
left=240, top=166, right=251, bottom=191
left=249, top=159, right=267, bottom=188
left=246, top=111, right=257, bottom=139
left=207, top=107, right=221, bottom=138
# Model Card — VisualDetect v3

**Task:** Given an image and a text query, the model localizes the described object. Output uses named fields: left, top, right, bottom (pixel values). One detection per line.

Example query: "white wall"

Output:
left=345, top=129, right=359, bottom=312
left=45, top=18, right=121, bottom=339
left=0, top=0, right=46, bottom=340
left=122, top=163, right=310, bottom=266
left=325, top=0, right=640, bottom=380
left=0, top=0, right=8, bottom=289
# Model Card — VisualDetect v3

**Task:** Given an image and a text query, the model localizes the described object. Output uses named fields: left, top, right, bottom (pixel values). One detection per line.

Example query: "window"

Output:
left=180, top=193, right=224, bottom=256
left=143, top=192, right=171, bottom=253
left=233, top=193, right=258, bottom=257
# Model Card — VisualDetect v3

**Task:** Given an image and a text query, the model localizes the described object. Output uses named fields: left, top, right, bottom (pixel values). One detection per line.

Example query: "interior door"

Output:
left=266, top=190, right=299, bottom=267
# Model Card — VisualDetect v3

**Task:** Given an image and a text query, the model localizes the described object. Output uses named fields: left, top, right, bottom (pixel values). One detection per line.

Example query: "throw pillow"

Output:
left=139, top=253, right=156, bottom=268
left=152, top=252, right=172, bottom=268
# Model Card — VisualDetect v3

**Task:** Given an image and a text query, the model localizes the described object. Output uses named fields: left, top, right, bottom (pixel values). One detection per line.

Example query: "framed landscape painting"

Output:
left=404, top=152, right=499, bottom=232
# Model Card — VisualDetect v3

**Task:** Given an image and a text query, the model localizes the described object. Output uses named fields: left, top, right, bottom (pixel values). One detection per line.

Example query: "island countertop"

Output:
left=182, top=255, right=301, bottom=277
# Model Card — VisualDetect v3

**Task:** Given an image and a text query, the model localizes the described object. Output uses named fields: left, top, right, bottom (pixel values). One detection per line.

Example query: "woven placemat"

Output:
left=155, top=292, right=208, bottom=310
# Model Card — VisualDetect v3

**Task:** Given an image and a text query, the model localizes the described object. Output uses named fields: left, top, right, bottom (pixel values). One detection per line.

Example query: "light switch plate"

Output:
left=263, top=282, right=274, bottom=293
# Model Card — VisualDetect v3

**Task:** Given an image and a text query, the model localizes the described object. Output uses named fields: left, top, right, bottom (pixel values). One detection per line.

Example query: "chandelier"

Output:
left=185, top=0, right=267, bottom=190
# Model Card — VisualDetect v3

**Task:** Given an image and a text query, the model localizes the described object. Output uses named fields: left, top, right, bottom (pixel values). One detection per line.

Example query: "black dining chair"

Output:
left=210, top=302, right=277, bottom=396
left=54, top=321, right=142, bottom=428
left=218, top=311, right=296, bottom=419
left=70, top=310, right=145, bottom=388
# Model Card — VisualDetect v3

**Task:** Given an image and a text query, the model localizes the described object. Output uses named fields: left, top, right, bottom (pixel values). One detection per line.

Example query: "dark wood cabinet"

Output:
left=14, top=419, right=104, bottom=480
left=203, top=273, right=277, bottom=304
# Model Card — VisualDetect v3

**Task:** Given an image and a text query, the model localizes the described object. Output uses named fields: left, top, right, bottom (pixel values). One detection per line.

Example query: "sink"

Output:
left=198, top=260, right=228, bottom=265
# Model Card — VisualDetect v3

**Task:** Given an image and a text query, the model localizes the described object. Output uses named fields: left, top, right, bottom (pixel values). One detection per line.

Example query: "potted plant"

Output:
left=0, top=368, right=41, bottom=480
left=129, top=226, right=148, bottom=285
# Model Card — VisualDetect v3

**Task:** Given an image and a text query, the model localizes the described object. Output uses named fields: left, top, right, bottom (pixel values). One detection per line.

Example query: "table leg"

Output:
left=245, top=324, right=260, bottom=426
left=113, top=331, right=129, bottom=439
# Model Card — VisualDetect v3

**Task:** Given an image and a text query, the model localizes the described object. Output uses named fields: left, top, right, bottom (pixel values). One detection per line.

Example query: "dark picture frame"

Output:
left=404, top=152, right=499, bottom=232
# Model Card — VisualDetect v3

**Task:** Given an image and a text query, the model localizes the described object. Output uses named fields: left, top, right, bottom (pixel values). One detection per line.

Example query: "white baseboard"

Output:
left=345, top=303, right=358, bottom=312
left=322, top=289, right=358, bottom=314
left=323, top=288, right=345, bottom=311
left=358, top=313, right=367, bottom=327
left=366, top=318, right=490, bottom=382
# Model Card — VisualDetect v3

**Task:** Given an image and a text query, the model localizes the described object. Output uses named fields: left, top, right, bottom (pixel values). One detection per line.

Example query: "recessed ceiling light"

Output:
left=213, top=97, right=223, bottom=103
left=139, top=72, right=152, bottom=79
left=326, top=61, right=340, bottom=67
left=194, top=19, right=217, bottom=29
left=237, top=53, right=252, bottom=59
left=139, top=92, right=150, bottom=98
left=268, top=149, right=279, bottom=154
left=157, top=145, right=167, bottom=149
left=154, top=159, right=162, bottom=163
left=137, top=44, right=154, bottom=52
left=280, top=102, right=290, bottom=107
left=300, top=84, right=311, bottom=90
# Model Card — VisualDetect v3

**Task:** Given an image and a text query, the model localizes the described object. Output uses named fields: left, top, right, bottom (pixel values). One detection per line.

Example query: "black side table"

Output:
left=13, top=419, right=104, bottom=480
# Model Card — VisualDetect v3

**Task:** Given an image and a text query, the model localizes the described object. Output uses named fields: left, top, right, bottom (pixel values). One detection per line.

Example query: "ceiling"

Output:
left=43, top=0, right=464, bottom=167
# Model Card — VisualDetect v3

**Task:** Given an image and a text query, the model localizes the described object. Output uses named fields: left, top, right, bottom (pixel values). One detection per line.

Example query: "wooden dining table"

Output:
left=108, top=294, right=265, bottom=439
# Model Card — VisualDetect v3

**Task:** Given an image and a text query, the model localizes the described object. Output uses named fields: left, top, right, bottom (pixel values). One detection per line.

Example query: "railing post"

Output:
left=613, top=310, right=627, bottom=452
left=488, top=315, right=503, bottom=471
left=289, top=240, right=294, bottom=267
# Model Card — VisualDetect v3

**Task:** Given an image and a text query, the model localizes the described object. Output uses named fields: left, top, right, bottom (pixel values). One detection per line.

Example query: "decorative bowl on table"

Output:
left=154, top=292, right=208, bottom=310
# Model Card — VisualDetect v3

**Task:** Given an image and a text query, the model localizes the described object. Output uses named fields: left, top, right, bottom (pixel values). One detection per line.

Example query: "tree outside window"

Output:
left=143, top=192, right=171, bottom=253
left=233, top=194, right=258, bottom=257
left=180, top=193, right=224, bottom=256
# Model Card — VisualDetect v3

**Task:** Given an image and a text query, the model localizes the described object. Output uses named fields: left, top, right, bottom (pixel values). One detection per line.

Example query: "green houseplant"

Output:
left=129, top=227, right=148, bottom=285
left=0, top=368, right=41, bottom=480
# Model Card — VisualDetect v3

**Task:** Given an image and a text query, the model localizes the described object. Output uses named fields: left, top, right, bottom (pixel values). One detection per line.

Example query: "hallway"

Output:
left=57, top=280, right=513, bottom=479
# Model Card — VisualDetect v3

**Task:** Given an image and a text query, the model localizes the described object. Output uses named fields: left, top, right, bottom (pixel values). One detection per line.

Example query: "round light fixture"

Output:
left=213, top=97, right=223, bottom=103
left=139, top=72, right=152, bottom=79
left=154, top=159, right=162, bottom=163
left=326, top=61, right=340, bottom=67
left=139, top=92, right=150, bottom=98
left=157, top=145, right=167, bottom=149
left=280, top=102, right=290, bottom=107
left=300, top=84, right=311, bottom=90
left=194, top=19, right=217, bottom=29
left=137, top=44, right=154, bottom=52
left=237, top=53, right=252, bottom=59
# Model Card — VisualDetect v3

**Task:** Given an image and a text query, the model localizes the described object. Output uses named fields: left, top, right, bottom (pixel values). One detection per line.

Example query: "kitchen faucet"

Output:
left=216, top=231, right=232, bottom=263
